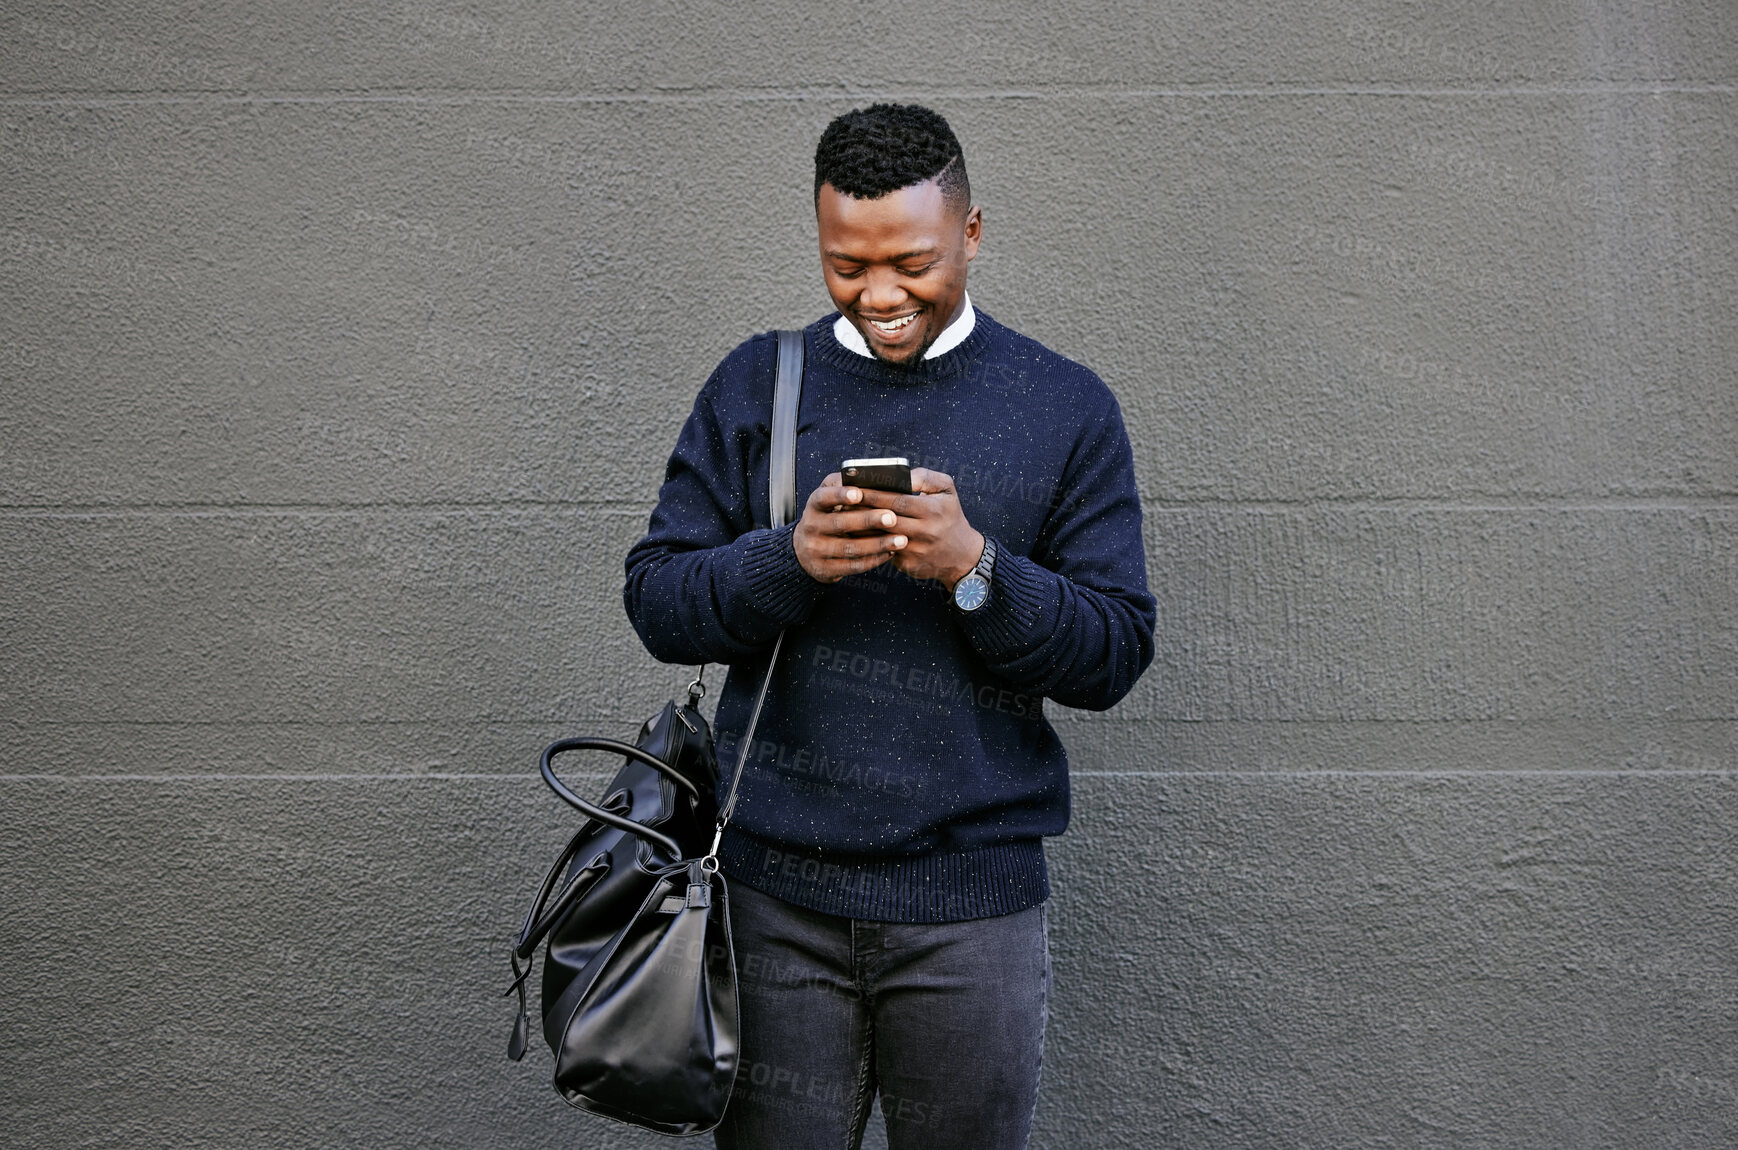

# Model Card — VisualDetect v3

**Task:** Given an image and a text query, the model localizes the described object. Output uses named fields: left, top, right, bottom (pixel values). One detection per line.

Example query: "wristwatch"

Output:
left=952, top=536, right=997, bottom=612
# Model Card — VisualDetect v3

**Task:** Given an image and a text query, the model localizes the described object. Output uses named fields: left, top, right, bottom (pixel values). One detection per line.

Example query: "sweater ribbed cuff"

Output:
left=734, top=523, right=825, bottom=627
left=960, top=543, right=1058, bottom=660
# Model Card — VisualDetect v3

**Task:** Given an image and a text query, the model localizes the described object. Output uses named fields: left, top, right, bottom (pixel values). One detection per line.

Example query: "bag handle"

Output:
left=539, top=737, right=694, bottom=860
left=512, top=821, right=613, bottom=960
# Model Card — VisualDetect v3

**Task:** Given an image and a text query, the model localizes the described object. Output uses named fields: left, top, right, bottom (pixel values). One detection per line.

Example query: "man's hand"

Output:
left=793, top=472, right=908, bottom=583
left=856, top=468, right=984, bottom=589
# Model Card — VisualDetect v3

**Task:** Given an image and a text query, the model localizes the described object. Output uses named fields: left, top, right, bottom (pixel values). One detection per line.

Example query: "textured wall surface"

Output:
left=3, top=2, right=1735, bottom=1147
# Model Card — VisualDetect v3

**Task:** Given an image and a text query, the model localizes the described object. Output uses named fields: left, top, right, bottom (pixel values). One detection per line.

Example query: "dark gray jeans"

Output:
left=714, top=880, right=1051, bottom=1150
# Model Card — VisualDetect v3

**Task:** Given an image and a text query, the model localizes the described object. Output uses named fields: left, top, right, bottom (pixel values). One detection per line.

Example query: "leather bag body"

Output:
left=546, top=857, right=737, bottom=1133
left=509, top=694, right=738, bottom=1134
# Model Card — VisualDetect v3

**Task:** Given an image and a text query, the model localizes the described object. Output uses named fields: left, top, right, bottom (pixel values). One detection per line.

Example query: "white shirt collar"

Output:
left=832, top=293, right=976, bottom=361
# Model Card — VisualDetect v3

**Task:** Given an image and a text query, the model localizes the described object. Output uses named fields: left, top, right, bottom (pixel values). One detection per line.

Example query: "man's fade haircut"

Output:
left=814, top=103, right=971, bottom=215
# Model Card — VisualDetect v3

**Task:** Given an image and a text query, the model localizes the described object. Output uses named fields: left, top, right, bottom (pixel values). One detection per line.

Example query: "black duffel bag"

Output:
left=506, top=677, right=739, bottom=1135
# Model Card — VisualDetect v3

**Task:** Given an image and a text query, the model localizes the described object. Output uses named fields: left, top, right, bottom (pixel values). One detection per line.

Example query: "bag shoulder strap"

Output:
left=707, top=329, right=803, bottom=851
left=770, top=328, right=804, bottom=528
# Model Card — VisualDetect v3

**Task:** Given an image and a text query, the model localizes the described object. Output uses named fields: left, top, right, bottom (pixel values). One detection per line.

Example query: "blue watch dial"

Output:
left=954, top=573, right=989, bottom=611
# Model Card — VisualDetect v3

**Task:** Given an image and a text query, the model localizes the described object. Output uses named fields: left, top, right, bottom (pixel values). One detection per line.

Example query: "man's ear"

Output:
left=963, top=204, right=983, bottom=260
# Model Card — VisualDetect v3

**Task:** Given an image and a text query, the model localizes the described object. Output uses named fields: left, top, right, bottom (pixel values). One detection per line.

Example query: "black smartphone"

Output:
left=840, top=457, right=912, bottom=494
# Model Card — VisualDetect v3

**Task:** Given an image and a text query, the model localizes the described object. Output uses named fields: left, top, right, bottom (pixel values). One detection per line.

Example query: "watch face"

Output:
left=954, top=573, right=989, bottom=611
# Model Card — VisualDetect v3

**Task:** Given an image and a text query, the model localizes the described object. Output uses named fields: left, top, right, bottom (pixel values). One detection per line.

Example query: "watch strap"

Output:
left=976, top=535, right=997, bottom=581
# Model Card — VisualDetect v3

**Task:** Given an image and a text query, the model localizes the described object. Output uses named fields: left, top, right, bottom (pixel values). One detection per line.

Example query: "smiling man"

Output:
left=625, top=104, right=1155, bottom=1150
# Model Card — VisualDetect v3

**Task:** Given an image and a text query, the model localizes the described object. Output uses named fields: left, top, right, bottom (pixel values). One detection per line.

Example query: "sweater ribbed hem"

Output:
left=733, top=524, right=824, bottom=628
left=961, top=545, right=1058, bottom=660
left=718, top=828, right=1049, bottom=923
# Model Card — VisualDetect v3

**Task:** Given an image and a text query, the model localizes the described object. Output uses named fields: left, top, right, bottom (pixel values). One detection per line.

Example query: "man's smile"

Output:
left=864, top=311, right=921, bottom=339
left=867, top=313, right=918, bottom=332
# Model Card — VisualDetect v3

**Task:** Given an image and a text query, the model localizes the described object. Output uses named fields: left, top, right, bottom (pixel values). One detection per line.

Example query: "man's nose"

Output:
left=861, top=269, right=908, bottom=312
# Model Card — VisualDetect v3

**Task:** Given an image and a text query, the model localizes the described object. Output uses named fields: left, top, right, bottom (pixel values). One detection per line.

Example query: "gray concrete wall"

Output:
left=3, top=3, right=1734, bottom=1146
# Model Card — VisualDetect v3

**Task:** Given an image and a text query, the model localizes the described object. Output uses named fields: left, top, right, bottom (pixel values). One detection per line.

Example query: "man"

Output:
left=624, top=104, right=1154, bottom=1150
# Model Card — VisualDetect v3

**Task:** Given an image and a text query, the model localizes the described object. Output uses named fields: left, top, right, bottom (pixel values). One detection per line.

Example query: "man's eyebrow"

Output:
left=823, top=247, right=940, bottom=263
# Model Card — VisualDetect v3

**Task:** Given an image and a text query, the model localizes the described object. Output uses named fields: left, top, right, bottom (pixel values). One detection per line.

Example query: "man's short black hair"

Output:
left=814, top=103, right=971, bottom=214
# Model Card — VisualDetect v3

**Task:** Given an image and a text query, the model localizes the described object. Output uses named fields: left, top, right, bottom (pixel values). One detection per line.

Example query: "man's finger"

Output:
left=812, top=508, right=901, bottom=537
left=908, top=467, right=956, bottom=495
left=858, top=489, right=949, bottom=520
left=827, top=531, right=907, bottom=558
left=807, top=481, right=863, bottom=512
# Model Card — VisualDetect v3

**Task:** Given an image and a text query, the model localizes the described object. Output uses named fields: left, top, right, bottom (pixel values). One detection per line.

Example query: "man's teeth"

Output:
left=870, top=314, right=916, bottom=332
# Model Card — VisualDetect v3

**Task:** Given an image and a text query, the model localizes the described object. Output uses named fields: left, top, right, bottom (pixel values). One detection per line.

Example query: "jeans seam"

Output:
left=1025, top=901, right=1051, bottom=1143
left=850, top=1009, right=876, bottom=1149
left=848, top=918, right=876, bottom=1150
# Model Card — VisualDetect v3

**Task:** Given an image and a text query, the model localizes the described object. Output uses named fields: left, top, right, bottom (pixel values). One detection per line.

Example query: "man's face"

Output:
left=817, top=179, right=981, bottom=365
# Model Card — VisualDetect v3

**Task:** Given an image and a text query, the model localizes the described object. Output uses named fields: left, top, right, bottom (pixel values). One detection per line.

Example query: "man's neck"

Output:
left=833, top=293, right=975, bottom=361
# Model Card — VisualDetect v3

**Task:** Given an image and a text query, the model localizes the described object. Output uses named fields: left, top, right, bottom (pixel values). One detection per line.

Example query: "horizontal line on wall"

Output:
left=0, top=721, right=648, bottom=730
left=1056, top=718, right=1738, bottom=726
left=0, top=502, right=654, bottom=518
left=1077, top=769, right=1738, bottom=778
left=2, top=769, right=1733, bottom=783
left=0, top=773, right=534, bottom=781
left=9, top=717, right=1738, bottom=728
left=1144, top=498, right=1738, bottom=513
left=3, top=497, right=1736, bottom=519
left=0, top=83, right=1733, bottom=108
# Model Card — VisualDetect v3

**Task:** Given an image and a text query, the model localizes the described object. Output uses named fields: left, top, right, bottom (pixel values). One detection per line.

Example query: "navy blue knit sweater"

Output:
left=623, top=311, right=1154, bottom=922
